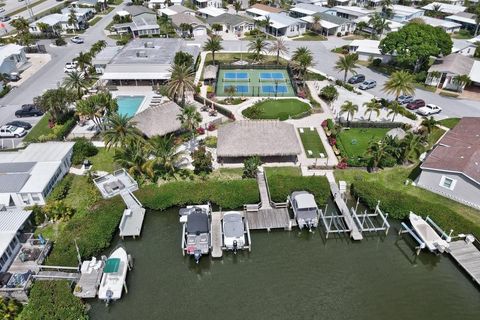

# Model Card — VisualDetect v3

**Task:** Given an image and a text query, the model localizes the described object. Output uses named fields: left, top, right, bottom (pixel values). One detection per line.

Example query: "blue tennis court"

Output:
left=224, top=84, right=249, bottom=93
left=224, top=72, right=249, bottom=81
left=262, top=85, right=288, bottom=93
left=259, top=72, right=285, bottom=81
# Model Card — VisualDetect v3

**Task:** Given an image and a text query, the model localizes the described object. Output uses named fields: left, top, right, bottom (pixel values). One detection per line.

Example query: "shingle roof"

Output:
left=250, top=3, right=284, bottom=13
left=206, top=13, right=253, bottom=26
left=421, top=117, right=480, bottom=184
left=428, top=53, right=474, bottom=75
left=132, top=101, right=183, bottom=137
left=126, top=5, right=156, bottom=16
left=170, top=13, right=206, bottom=28
left=217, top=120, right=302, bottom=157
left=312, top=12, right=352, bottom=25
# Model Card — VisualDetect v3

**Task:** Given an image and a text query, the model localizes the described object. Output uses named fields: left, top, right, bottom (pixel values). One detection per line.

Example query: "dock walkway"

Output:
left=119, top=191, right=146, bottom=239
left=211, top=212, right=223, bottom=258
left=245, top=208, right=291, bottom=230
left=330, top=182, right=363, bottom=241
left=449, top=239, right=480, bottom=285
left=257, top=171, right=272, bottom=210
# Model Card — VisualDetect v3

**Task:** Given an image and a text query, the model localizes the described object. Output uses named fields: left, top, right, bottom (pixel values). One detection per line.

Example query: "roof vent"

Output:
left=136, top=50, right=148, bottom=58
left=144, top=41, right=154, bottom=48
left=460, top=156, right=464, bottom=159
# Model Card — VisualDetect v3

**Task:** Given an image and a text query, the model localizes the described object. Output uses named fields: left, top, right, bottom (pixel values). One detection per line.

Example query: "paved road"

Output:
left=221, top=39, right=480, bottom=119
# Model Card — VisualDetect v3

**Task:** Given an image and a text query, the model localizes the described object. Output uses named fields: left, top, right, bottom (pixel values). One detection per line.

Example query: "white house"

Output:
left=425, top=54, right=480, bottom=90
left=355, top=15, right=404, bottom=33
left=246, top=3, right=284, bottom=18
left=92, top=46, right=122, bottom=74
left=452, top=39, right=477, bottom=57
left=29, top=7, right=95, bottom=34
left=197, top=6, right=226, bottom=18
left=206, top=13, right=255, bottom=36
left=258, top=13, right=306, bottom=37
left=0, top=207, right=32, bottom=272
left=422, top=2, right=466, bottom=15
left=113, top=5, right=160, bottom=37
left=289, top=3, right=333, bottom=18
left=348, top=39, right=392, bottom=63
left=159, top=4, right=194, bottom=16
left=301, top=12, right=355, bottom=36
left=0, top=44, right=29, bottom=77
left=0, top=142, right=75, bottom=208
left=171, top=13, right=208, bottom=37
left=390, top=5, right=424, bottom=22
left=193, top=0, right=222, bottom=8
left=446, top=12, right=478, bottom=32
left=333, top=5, right=372, bottom=20
left=419, top=16, right=461, bottom=33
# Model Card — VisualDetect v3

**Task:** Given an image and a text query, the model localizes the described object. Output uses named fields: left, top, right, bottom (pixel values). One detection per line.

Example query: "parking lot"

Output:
left=0, top=104, right=43, bottom=149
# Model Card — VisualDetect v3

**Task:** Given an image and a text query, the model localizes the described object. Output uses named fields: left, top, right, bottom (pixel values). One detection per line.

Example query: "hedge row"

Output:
left=267, top=175, right=330, bottom=205
left=46, top=198, right=124, bottom=266
left=351, top=180, right=480, bottom=236
left=136, top=179, right=260, bottom=210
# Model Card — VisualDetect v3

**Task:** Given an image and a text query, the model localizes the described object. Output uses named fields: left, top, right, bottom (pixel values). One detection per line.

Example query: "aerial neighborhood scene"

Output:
left=0, top=0, right=480, bottom=317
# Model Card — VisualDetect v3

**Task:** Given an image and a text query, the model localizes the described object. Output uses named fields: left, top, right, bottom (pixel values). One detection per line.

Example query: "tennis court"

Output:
left=216, top=68, right=295, bottom=97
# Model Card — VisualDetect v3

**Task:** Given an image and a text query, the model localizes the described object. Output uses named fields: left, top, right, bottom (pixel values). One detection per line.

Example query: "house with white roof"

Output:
left=29, top=7, right=95, bottom=34
left=446, top=12, right=478, bottom=32
left=289, top=3, right=333, bottom=18
left=197, top=6, right=226, bottom=18
left=159, top=4, right=194, bottom=16
left=422, top=2, right=466, bottom=15
left=354, top=15, right=404, bottom=33
left=348, top=39, right=392, bottom=63
left=206, top=13, right=255, bottom=35
left=258, top=13, right=306, bottom=37
left=0, top=142, right=75, bottom=208
left=390, top=5, right=424, bottom=22
left=193, top=0, right=222, bottom=9
left=0, top=207, right=32, bottom=272
left=452, top=39, right=477, bottom=57
left=112, top=5, right=160, bottom=37
left=246, top=3, right=284, bottom=18
left=0, top=44, right=29, bottom=77
left=419, top=16, right=461, bottom=33
left=301, top=12, right=355, bottom=36
left=171, top=13, right=208, bottom=37
left=92, top=46, right=122, bottom=74
left=333, top=5, right=371, bottom=20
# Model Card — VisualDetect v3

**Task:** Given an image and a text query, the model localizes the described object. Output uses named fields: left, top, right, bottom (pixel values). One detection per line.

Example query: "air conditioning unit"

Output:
left=144, top=41, right=154, bottom=48
left=136, top=50, right=147, bottom=58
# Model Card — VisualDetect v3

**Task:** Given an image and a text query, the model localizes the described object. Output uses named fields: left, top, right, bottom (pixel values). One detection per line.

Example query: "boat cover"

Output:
left=223, top=213, right=244, bottom=238
left=186, top=210, right=209, bottom=234
left=104, top=258, right=120, bottom=273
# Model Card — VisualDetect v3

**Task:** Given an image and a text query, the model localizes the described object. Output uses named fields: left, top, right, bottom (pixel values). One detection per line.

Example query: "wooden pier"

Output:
left=211, top=212, right=223, bottom=258
left=245, top=208, right=292, bottom=231
left=448, top=238, right=480, bottom=285
left=119, top=191, right=146, bottom=239
left=330, top=182, right=363, bottom=241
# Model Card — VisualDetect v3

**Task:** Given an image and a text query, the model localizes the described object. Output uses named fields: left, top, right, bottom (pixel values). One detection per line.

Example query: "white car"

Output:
left=0, top=125, right=27, bottom=138
left=0, top=8, right=5, bottom=13
left=64, top=62, right=78, bottom=73
left=417, top=104, right=442, bottom=116
left=71, top=36, right=84, bottom=44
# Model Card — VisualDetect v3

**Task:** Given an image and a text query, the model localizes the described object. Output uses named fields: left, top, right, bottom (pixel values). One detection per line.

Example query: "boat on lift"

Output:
left=409, top=212, right=449, bottom=253
left=222, top=211, right=247, bottom=254
left=180, top=205, right=211, bottom=263
left=98, top=246, right=130, bottom=305
left=289, top=191, right=319, bottom=231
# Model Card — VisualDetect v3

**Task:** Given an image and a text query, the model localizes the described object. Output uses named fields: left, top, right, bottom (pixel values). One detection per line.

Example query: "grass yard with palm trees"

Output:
left=242, top=99, right=311, bottom=120
left=337, top=128, right=389, bottom=158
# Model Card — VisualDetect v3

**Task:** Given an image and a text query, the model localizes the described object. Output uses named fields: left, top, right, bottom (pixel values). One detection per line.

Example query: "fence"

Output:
left=337, top=119, right=404, bottom=129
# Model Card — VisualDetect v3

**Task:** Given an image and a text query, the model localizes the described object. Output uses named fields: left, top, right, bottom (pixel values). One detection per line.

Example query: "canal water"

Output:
left=89, top=208, right=480, bottom=320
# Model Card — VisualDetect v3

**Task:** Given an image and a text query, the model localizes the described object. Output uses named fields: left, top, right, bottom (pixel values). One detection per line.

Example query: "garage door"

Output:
left=193, top=28, right=206, bottom=37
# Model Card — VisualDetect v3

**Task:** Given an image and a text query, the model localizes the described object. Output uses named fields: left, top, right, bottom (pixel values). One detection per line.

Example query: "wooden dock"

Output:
left=448, top=239, right=480, bottom=285
left=257, top=170, right=272, bottom=210
left=119, top=191, right=146, bottom=239
left=330, top=182, right=363, bottom=241
left=245, top=208, right=292, bottom=231
left=211, top=212, right=223, bottom=258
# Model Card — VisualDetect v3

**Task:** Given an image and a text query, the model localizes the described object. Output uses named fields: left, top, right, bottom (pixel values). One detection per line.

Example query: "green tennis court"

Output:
left=216, top=68, right=296, bottom=97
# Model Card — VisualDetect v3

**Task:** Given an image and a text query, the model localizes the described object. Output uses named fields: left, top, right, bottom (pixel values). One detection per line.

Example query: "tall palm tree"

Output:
left=144, top=134, right=185, bottom=179
left=421, top=116, right=437, bottom=134
left=90, top=40, right=107, bottom=56
left=386, top=101, right=403, bottom=122
left=68, top=8, right=78, bottom=33
left=167, top=64, right=195, bottom=106
left=399, top=132, right=422, bottom=164
left=366, top=140, right=388, bottom=170
left=335, top=54, right=359, bottom=83
left=33, top=87, right=76, bottom=123
left=233, top=1, right=242, bottom=14
left=312, top=15, right=322, bottom=34
left=76, top=98, right=102, bottom=128
left=248, top=37, right=269, bottom=62
left=452, top=74, right=471, bottom=92
left=176, top=104, right=202, bottom=141
left=340, top=101, right=358, bottom=124
left=269, top=38, right=288, bottom=65
left=103, top=113, right=143, bottom=149
left=203, top=35, right=223, bottom=65
left=383, top=70, right=415, bottom=101
left=292, top=47, right=314, bottom=84
left=363, top=98, right=381, bottom=121
left=63, top=70, right=88, bottom=98
left=475, top=7, right=480, bottom=36
left=74, top=51, right=92, bottom=76
left=113, top=141, right=148, bottom=179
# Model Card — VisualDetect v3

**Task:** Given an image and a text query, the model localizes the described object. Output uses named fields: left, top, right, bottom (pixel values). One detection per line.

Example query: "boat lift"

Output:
left=351, top=200, right=390, bottom=235
left=318, top=203, right=351, bottom=239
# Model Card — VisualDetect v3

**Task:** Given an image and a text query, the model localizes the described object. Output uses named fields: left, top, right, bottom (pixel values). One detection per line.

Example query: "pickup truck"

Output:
left=0, top=125, right=27, bottom=138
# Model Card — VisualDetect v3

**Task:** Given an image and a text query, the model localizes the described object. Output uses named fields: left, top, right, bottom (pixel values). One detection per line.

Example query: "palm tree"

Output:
left=363, top=98, right=381, bottom=121
left=340, top=101, right=358, bottom=124
left=103, top=113, right=143, bottom=149
left=74, top=51, right=92, bottom=76
left=144, top=135, right=185, bottom=179
left=312, top=15, right=322, bottom=34
left=452, top=74, right=471, bottom=92
left=383, top=70, right=416, bottom=101
left=90, top=40, right=107, bottom=56
left=33, top=87, right=76, bottom=123
left=292, top=47, right=314, bottom=84
left=399, top=132, right=422, bottom=164
left=224, top=85, right=236, bottom=102
left=431, top=4, right=443, bottom=19
left=233, top=1, right=242, bottom=14
left=113, top=141, right=148, bottom=179
left=366, top=139, right=388, bottom=170
left=369, top=13, right=391, bottom=39
left=167, top=64, right=195, bottom=106
left=63, top=71, right=88, bottom=98
left=475, top=7, right=480, bottom=36
left=269, top=38, right=288, bottom=65
left=176, top=104, right=202, bottom=141
left=386, top=101, right=403, bottom=122
left=335, top=54, right=359, bottom=83
left=68, top=8, right=78, bottom=33
left=248, top=37, right=269, bottom=62
left=421, top=116, right=437, bottom=134
left=203, top=35, right=223, bottom=66
left=37, top=22, right=50, bottom=35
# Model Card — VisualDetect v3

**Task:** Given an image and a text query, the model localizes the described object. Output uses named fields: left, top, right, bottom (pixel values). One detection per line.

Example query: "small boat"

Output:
left=98, top=246, right=129, bottom=304
left=180, top=205, right=211, bottom=263
left=289, top=191, right=319, bottom=231
left=222, top=211, right=247, bottom=254
left=409, top=213, right=449, bottom=253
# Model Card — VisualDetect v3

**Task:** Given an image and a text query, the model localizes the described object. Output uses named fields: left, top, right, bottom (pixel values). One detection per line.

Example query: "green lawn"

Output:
left=298, top=128, right=326, bottom=158
left=242, top=99, right=311, bottom=121
left=88, top=16, right=102, bottom=26
left=437, top=118, right=460, bottom=129
left=265, top=166, right=302, bottom=177
left=24, top=114, right=51, bottom=142
left=337, top=128, right=389, bottom=158
left=86, top=147, right=116, bottom=172
left=292, top=31, right=327, bottom=41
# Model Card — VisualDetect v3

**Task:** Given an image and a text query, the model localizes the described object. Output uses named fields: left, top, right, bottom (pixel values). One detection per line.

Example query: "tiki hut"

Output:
left=217, top=120, right=302, bottom=163
left=203, top=65, right=218, bottom=84
left=132, top=101, right=183, bottom=137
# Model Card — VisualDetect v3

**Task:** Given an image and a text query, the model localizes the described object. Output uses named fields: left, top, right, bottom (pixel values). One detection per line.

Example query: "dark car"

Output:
left=6, top=120, right=32, bottom=130
left=15, top=105, right=43, bottom=117
left=406, top=99, right=426, bottom=110
left=348, top=74, right=366, bottom=84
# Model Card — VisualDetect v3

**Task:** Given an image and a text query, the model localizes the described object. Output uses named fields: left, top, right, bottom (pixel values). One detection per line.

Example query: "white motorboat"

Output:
left=289, top=191, right=319, bottom=231
left=222, top=211, right=247, bottom=254
left=409, top=212, right=449, bottom=253
left=98, top=246, right=129, bottom=304
left=180, top=205, right=211, bottom=263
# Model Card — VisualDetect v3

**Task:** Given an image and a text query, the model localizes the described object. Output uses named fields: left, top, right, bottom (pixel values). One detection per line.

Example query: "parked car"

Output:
left=359, top=80, right=377, bottom=90
left=0, top=125, right=27, bottom=138
left=0, top=16, right=11, bottom=22
left=417, top=104, right=442, bottom=116
left=0, top=8, right=5, bottom=14
left=6, top=121, right=32, bottom=130
left=71, top=36, right=84, bottom=44
left=347, top=74, right=365, bottom=84
left=15, top=105, right=43, bottom=117
left=398, top=95, right=414, bottom=104
left=64, top=62, right=78, bottom=73
left=406, top=99, right=426, bottom=110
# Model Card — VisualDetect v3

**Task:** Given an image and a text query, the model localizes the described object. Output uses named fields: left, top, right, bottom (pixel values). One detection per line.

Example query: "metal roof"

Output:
left=0, top=162, right=35, bottom=174
left=7, top=142, right=74, bottom=163
left=0, top=173, right=30, bottom=192
left=0, top=208, right=32, bottom=257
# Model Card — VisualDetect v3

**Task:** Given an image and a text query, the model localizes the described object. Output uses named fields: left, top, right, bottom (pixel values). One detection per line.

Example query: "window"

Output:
left=440, top=176, right=456, bottom=190
left=20, top=194, right=30, bottom=205
left=290, top=25, right=295, bottom=32
left=32, top=194, right=41, bottom=202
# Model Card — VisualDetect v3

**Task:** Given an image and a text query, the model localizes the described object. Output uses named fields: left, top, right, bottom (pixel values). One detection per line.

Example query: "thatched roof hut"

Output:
left=203, top=65, right=218, bottom=80
left=217, top=120, right=302, bottom=162
left=132, top=101, right=183, bottom=137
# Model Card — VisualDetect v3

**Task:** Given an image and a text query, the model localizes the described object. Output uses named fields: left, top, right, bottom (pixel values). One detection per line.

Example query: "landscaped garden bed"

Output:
left=298, top=128, right=327, bottom=158
left=242, top=99, right=311, bottom=121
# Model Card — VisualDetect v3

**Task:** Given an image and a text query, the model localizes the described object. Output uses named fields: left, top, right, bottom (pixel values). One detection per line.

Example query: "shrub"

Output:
left=48, top=175, right=73, bottom=201
left=207, top=123, right=216, bottom=131
left=320, top=85, right=338, bottom=103
left=327, top=119, right=335, bottom=131
left=372, top=58, right=382, bottom=67
left=351, top=180, right=480, bottom=236
left=0, top=85, right=11, bottom=98
left=204, top=136, right=217, bottom=148
left=243, top=156, right=262, bottom=178
left=43, top=200, right=75, bottom=221
left=72, top=138, right=98, bottom=165
left=192, top=146, right=213, bottom=175
left=18, top=281, right=87, bottom=320
left=403, top=110, right=418, bottom=120
left=267, top=174, right=330, bottom=205
left=0, top=297, right=22, bottom=319
left=414, top=71, right=427, bottom=83
left=54, top=37, right=66, bottom=46
left=337, top=32, right=342, bottom=37
left=196, top=127, right=205, bottom=135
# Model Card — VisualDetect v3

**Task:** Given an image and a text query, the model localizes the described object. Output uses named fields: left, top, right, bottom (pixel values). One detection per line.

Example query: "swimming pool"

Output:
left=116, top=96, right=145, bottom=117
